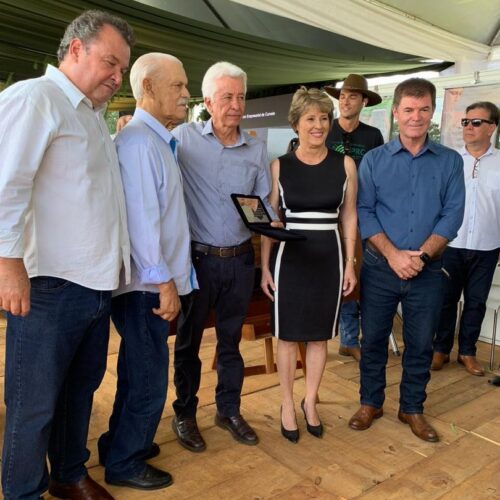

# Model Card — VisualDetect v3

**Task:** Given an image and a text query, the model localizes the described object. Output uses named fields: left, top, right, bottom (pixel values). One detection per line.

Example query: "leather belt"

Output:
left=192, top=240, right=253, bottom=258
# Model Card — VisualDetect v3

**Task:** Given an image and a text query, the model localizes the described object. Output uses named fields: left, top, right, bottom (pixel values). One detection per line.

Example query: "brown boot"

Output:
left=348, top=405, right=383, bottom=430
left=457, top=355, right=484, bottom=376
left=398, top=411, right=439, bottom=442
left=338, top=345, right=361, bottom=362
left=431, top=352, right=450, bottom=371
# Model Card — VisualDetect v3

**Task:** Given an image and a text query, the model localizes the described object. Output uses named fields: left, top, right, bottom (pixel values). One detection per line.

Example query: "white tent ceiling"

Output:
left=229, top=0, right=500, bottom=65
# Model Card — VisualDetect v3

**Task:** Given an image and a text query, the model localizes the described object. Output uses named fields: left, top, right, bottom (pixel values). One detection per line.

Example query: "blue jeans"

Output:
left=339, top=300, right=360, bottom=347
left=359, top=247, right=444, bottom=413
left=99, top=292, right=169, bottom=481
left=434, top=246, right=499, bottom=356
left=2, top=278, right=111, bottom=500
left=173, top=248, right=255, bottom=418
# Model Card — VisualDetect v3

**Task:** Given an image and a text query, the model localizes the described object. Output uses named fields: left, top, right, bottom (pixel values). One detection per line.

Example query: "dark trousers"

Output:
left=99, top=292, right=169, bottom=481
left=173, top=248, right=255, bottom=418
left=434, top=246, right=499, bottom=356
left=359, top=247, right=444, bottom=413
left=2, top=278, right=111, bottom=500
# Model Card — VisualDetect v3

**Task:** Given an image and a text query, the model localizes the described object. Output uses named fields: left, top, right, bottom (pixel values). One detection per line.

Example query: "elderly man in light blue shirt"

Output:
left=98, top=53, right=196, bottom=491
left=171, top=62, right=274, bottom=451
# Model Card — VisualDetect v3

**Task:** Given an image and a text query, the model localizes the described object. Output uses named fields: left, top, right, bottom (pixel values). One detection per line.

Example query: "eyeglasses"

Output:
left=472, top=158, right=480, bottom=179
left=461, top=118, right=494, bottom=127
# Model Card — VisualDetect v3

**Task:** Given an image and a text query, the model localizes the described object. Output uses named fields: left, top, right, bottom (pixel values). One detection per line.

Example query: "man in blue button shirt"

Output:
left=349, top=78, right=465, bottom=442
left=171, top=62, right=274, bottom=450
left=98, top=53, right=196, bottom=490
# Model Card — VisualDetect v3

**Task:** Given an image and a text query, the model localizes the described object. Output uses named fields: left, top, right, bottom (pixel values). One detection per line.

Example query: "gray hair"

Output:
left=57, top=10, right=135, bottom=62
left=130, top=53, right=182, bottom=100
left=201, top=61, right=247, bottom=100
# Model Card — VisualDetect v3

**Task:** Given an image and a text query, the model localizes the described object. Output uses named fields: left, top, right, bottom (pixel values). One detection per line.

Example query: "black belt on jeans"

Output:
left=192, top=240, right=253, bottom=258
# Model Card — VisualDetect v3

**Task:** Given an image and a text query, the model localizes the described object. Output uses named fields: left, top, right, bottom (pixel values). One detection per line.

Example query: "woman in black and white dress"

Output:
left=261, top=87, right=358, bottom=442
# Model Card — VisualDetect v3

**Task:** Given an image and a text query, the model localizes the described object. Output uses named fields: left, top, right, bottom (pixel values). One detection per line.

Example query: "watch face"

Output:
left=420, top=252, right=431, bottom=264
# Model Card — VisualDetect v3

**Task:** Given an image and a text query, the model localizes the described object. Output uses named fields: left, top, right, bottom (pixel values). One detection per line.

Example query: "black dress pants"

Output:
left=173, top=248, right=255, bottom=418
left=434, top=246, right=499, bottom=356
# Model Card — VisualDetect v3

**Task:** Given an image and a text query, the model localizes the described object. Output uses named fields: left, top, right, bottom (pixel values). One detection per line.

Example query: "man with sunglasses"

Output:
left=432, top=101, right=500, bottom=376
left=324, top=74, right=384, bottom=361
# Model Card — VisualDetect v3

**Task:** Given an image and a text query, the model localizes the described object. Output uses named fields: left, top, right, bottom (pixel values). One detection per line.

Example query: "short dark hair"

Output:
left=465, top=101, right=499, bottom=126
left=393, top=78, right=436, bottom=109
left=57, top=10, right=135, bottom=62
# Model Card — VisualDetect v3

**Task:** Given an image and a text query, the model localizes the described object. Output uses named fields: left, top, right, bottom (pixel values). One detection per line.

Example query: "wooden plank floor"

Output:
left=0, top=313, right=499, bottom=499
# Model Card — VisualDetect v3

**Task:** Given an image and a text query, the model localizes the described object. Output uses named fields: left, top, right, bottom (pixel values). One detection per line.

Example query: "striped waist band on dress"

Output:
left=285, top=210, right=338, bottom=231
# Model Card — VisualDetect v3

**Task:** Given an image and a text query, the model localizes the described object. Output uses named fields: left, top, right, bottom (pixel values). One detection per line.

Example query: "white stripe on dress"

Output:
left=332, top=228, right=344, bottom=339
left=285, top=210, right=338, bottom=219
left=278, top=180, right=287, bottom=210
left=286, top=223, right=338, bottom=230
left=273, top=240, right=286, bottom=339
left=331, top=171, right=350, bottom=337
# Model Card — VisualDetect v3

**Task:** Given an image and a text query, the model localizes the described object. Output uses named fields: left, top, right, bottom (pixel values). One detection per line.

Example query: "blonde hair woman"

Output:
left=261, top=87, right=358, bottom=442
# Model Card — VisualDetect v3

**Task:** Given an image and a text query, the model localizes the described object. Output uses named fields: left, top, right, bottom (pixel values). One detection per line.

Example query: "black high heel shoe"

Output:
left=300, top=399, right=323, bottom=438
left=280, top=406, right=299, bottom=443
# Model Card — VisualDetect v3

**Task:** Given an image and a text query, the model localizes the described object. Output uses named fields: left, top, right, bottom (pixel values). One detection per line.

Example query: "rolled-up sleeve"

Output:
left=0, top=95, right=53, bottom=257
left=357, top=151, right=384, bottom=240
left=432, top=152, right=465, bottom=241
left=117, top=139, right=172, bottom=285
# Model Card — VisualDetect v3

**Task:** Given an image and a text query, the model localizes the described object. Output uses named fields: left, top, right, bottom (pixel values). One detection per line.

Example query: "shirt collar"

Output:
left=202, top=118, right=247, bottom=147
left=461, top=143, right=495, bottom=159
left=45, top=64, right=105, bottom=111
left=389, top=135, right=439, bottom=156
left=133, top=108, right=176, bottom=148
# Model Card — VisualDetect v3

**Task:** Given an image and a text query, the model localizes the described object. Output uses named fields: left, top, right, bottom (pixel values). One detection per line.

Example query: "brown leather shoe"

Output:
left=398, top=411, right=439, bottom=442
left=431, top=352, right=450, bottom=371
left=339, top=345, right=361, bottom=362
left=348, top=405, right=383, bottom=430
left=49, top=475, right=114, bottom=499
left=172, top=416, right=206, bottom=452
left=457, top=355, right=484, bottom=376
left=215, top=413, right=259, bottom=445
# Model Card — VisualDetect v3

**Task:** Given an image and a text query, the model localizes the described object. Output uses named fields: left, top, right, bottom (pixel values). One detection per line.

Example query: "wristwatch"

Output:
left=420, top=252, right=431, bottom=265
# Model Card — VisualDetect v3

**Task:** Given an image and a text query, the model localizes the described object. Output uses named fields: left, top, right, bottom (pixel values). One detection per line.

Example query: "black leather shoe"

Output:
left=98, top=438, right=160, bottom=466
left=105, top=464, right=173, bottom=491
left=215, top=413, right=259, bottom=445
left=300, top=399, right=323, bottom=438
left=280, top=406, right=299, bottom=443
left=172, top=416, right=206, bottom=452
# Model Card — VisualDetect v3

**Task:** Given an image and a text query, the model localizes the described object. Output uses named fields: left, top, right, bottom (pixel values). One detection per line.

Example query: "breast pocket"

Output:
left=224, top=161, right=258, bottom=194
left=485, top=170, right=500, bottom=194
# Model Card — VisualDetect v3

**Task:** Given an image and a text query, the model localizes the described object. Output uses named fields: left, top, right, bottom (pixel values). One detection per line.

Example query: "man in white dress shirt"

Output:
left=432, top=101, right=500, bottom=376
left=0, top=10, right=134, bottom=500
left=98, top=53, right=196, bottom=491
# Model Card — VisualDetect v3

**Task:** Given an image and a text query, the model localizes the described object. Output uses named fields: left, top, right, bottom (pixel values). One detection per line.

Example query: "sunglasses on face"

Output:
left=461, top=118, right=494, bottom=127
